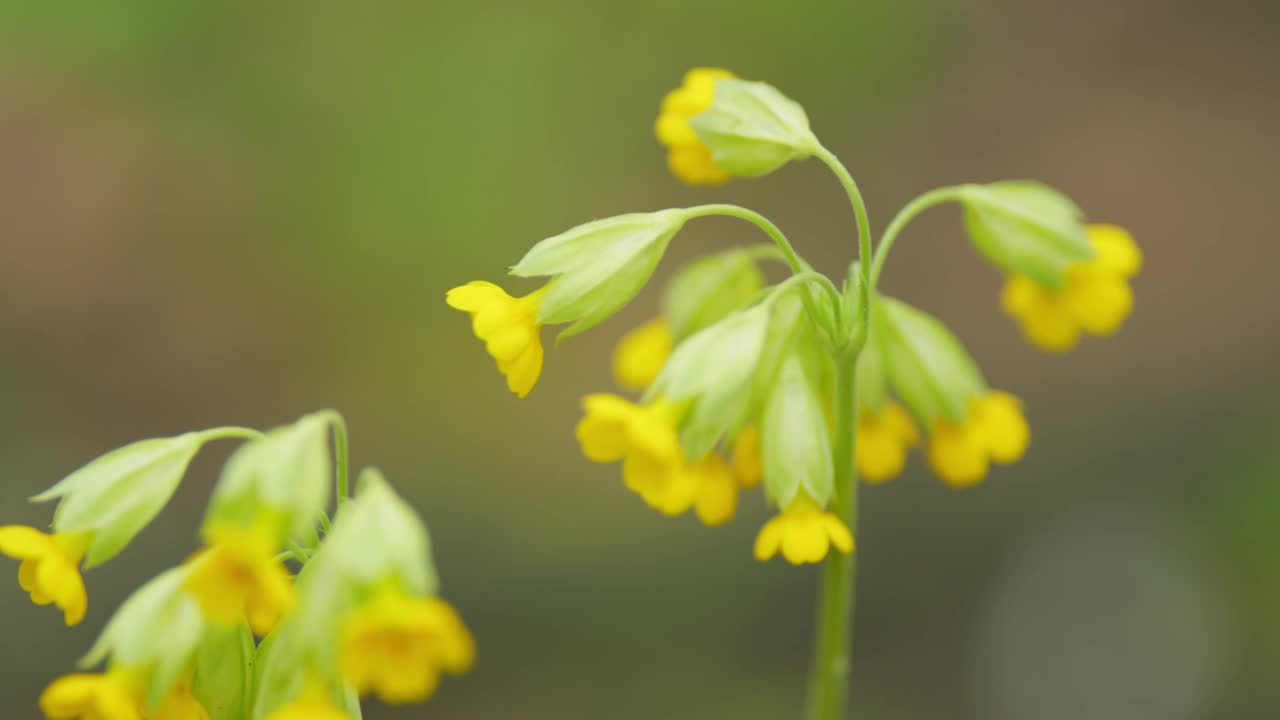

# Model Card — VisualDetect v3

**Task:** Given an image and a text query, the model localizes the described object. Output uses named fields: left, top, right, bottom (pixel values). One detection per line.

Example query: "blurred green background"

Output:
left=1, top=1, right=1277, bottom=718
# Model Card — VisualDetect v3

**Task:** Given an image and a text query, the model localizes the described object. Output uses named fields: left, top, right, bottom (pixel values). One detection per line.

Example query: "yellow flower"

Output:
left=612, top=317, right=673, bottom=392
left=0, top=526, right=90, bottom=626
left=576, top=394, right=696, bottom=514
left=1001, top=224, right=1141, bottom=352
left=152, top=682, right=208, bottom=720
left=656, top=68, right=736, bottom=185
left=689, top=455, right=738, bottom=527
left=753, top=493, right=854, bottom=565
left=184, top=523, right=294, bottom=636
left=341, top=591, right=474, bottom=705
left=730, top=426, right=763, bottom=489
left=446, top=281, right=547, bottom=398
left=264, top=683, right=349, bottom=720
left=39, top=672, right=141, bottom=720
left=926, top=391, right=1030, bottom=488
left=856, top=402, right=920, bottom=484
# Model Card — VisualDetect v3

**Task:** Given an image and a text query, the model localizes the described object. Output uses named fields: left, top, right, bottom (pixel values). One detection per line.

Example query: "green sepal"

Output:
left=206, top=413, right=333, bottom=543
left=689, top=79, right=819, bottom=178
left=510, top=210, right=685, bottom=341
left=37, top=433, right=206, bottom=568
left=761, top=350, right=834, bottom=508
left=327, top=469, right=437, bottom=596
left=662, top=247, right=765, bottom=340
left=191, top=624, right=254, bottom=720
left=855, top=300, right=889, bottom=414
left=878, top=296, right=986, bottom=426
left=960, top=181, right=1092, bottom=289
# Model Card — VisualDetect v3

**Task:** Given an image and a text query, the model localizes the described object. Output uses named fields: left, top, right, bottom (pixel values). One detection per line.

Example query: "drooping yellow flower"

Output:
left=612, top=317, right=673, bottom=392
left=184, top=523, right=293, bottom=636
left=446, top=281, right=547, bottom=398
left=656, top=68, right=736, bottom=185
left=926, top=391, right=1030, bottom=488
left=341, top=591, right=474, bottom=705
left=689, top=455, right=738, bottom=527
left=1001, top=224, right=1141, bottom=352
left=39, top=672, right=141, bottom=720
left=152, top=681, right=208, bottom=720
left=754, top=493, right=854, bottom=565
left=264, top=683, right=349, bottom=720
left=730, top=426, right=763, bottom=489
left=576, top=394, right=696, bottom=514
left=0, top=526, right=90, bottom=626
left=856, top=402, right=920, bottom=484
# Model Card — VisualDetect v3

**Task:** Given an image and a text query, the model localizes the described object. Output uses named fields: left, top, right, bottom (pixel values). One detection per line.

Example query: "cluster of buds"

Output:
left=0, top=412, right=472, bottom=719
left=450, top=68, right=1140, bottom=566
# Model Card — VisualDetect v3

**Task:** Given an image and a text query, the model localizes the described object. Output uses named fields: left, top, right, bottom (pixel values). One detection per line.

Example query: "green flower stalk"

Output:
left=449, top=67, right=1139, bottom=720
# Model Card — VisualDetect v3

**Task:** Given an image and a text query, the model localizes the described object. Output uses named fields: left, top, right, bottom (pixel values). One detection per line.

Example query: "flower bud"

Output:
left=689, top=78, right=820, bottom=179
left=662, top=247, right=766, bottom=340
left=960, top=181, right=1092, bottom=288
left=760, top=351, right=834, bottom=510
left=510, top=210, right=686, bottom=340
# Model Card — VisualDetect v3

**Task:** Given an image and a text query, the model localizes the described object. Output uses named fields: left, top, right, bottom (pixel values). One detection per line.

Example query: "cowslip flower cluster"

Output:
left=0, top=411, right=472, bottom=720
left=449, top=67, right=1139, bottom=571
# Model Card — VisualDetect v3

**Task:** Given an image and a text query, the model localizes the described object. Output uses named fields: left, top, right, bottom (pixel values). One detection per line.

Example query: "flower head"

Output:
left=926, top=390, right=1030, bottom=487
left=1001, top=224, right=1141, bottom=352
left=264, top=683, right=349, bottom=720
left=656, top=68, right=736, bottom=185
left=446, top=281, right=546, bottom=398
left=612, top=317, right=673, bottom=392
left=341, top=591, right=474, bottom=705
left=0, top=526, right=89, bottom=625
left=753, top=492, right=854, bottom=565
left=576, top=394, right=694, bottom=514
left=184, top=522, right=293, bottom=636
left=856, top=402, right=920, bottom=483
left=39, top=672, right=141, bottom=720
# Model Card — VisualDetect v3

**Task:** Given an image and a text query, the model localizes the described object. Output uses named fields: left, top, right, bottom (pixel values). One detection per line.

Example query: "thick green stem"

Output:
left=806, top=350, right=860, bottom=720
left=869, top=186, right=968, bottom=289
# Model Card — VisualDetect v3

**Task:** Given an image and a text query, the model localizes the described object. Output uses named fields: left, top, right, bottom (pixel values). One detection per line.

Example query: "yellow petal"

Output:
left=974, top=391, right=1030, bottom=464
left=612, top=317, right=673, bottom=393
left=1087, top=224, right=1141, bottom=278
left=753, top=515, right=785, bottom=561
left=0, top=525, right=58, bottom=559
left=1065, top=274, right=1133, bottom=336
left=927, top=420, right=989, bottom=488
left=730, top=426, right=763, bottom=488
left=692, top=456, right=738, bottom=527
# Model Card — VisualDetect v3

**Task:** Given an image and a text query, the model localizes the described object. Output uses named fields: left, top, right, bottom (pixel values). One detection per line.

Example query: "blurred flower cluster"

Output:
left=0, top=412, right=471, bottom=719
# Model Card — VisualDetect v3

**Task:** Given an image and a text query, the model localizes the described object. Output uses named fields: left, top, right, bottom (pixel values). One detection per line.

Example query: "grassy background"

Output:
left=1, top=1, right=1277, bottom=718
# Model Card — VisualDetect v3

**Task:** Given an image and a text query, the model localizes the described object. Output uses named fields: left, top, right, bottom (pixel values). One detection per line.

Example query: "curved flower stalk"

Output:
left=449, top=67, right=1138, bottom=720
left=1, top=411, right=472, bottom=720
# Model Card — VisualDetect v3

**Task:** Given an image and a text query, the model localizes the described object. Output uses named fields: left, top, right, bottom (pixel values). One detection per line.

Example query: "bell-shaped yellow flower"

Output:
left=926, top=391, right=1030, bottom=488
left=730, top=426, right=763, bottom=489
left=576, top=394, right=695, bottom=513
left=340, top=591, right=475, bottom=705
left=446, top=281, right=547, bottom=398
left=152, top=682, right=208, bottom=720
left=184, top=523, right=294, bottom=636
left=656, top=68, right=736, bottom=185
left=856, top=402, right=920, bottom=484
left=39, top=672, right=141, bottom=720
left=612, top=317, right=673, bottom=392
left=1001, top=224, right=1141, bottom=352
left=264, top=683, right=349, bottom=720
left=754, top=492, right=854, bottom=565
left=689, top=454, right=738, bottom=527
left=0, top=526, right=90, bottom=626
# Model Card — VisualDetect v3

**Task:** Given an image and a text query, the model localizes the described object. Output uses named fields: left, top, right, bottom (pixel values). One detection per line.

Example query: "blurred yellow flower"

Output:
left=754, top=493, right=854, bottom=565
left=152, top=682, right=208, bottom=720
left=612, top=316, right=673, bottom=392
left=1001, top=224, right=1141, bottom=352
left=656, top=68, right=736, bottom=185
left=689, top=454, right=738, bottom=527
left=730, top=426, right=763, bottom=489
left=446, top=281, right=547, bottom=398
left=926, top=391, right=1029, bottom=487
left=0, top=526, right=90, bottom=626
left=341, top=591, right=474, bottom=705
left=39, top=672, right=140, bottom=720
left=184, top=523, right=293, bottom=636
left=856, top=402, right=920, bottom=484
left=264, top=684, right=348, bottom=720
left=576, top=394, right=693, bottom=513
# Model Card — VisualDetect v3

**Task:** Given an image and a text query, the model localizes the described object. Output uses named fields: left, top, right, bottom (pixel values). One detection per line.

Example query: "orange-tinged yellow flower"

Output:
left=1001, top=224, right=1141, bottom=352
left=446, top=282, right=547, bottom=398
left=152, top=682, right=208, bottom=720
left=689, top=454, right=737, bottom=527
left=612, top=317, right=673, bottom=392
left=184, top=523, right=293, bottom=636
left=730, top=426, right=763, bottom=489
left=753, top=493, right=854, bottom=565
left=576, top=394, right=696, bottom=514
left=926, top=391, right=1030, bottom=488
left=0, top=526, right=90, bottom=626
left=856, top=402, right=920, bottom=484
left=264, top=683, right=349, bottom=720
left=341, top=591, right=474, bottom=705
left=39, top=672, right=141, bottom=720
left=656, top=68, right=736, bottom=185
